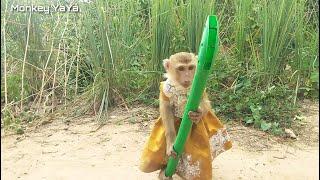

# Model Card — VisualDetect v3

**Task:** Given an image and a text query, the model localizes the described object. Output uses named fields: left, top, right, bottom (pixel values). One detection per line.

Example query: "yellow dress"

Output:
left=139, top=82, right=232, bottom=180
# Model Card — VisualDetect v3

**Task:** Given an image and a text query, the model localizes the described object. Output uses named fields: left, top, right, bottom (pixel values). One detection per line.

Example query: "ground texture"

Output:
left=1, top=101, right=319, bottom=180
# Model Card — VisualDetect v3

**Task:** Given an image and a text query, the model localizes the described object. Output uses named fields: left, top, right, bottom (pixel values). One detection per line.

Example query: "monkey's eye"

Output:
left=189, top=65, right=195, bottom=70
left=177, top=66, right=185, bottom=71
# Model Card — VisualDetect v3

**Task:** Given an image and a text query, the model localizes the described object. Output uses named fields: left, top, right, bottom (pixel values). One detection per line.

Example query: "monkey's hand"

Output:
left=166, top=142, right=177, bottom=159
left=188, top=108, right=203, bottom=124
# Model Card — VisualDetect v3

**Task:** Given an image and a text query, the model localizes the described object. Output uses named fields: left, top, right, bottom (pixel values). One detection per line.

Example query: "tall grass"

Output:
left=1, top=0, right=318, bottom=131
left=2, top=0, right=8, bottom=106
left=260, top=0, right=297, bottom=84
left=150, top=0, right=175, bottom=91
left=234, top=0, right=252, bottom=69
left=20, top=12, right=31, bottom=110
left=185, top=0, right=215, bottom=53
left=81, top=0, right=114, bottom=119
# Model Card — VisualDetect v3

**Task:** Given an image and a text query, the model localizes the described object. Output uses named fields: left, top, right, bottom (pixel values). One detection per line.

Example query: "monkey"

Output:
left=159, top=52, right=213, bottom=180
left=139, top=52, right=232, bottom=180
left=161, top=52, right=211, bottom=158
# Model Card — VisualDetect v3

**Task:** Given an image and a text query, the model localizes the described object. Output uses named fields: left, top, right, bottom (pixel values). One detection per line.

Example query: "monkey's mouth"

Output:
left=182, top=82, right=191, bottom=88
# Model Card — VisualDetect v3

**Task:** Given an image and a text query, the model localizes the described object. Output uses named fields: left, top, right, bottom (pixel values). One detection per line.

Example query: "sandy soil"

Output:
left=1, top=102, right=319, bottom=180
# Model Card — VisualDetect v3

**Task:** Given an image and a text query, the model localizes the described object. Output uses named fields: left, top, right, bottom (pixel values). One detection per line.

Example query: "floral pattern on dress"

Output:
left=163, top=79, right=190, bottom=118
left=209, top=127, right=231, bottom=159
left=176, top=153, right=201, bottom=179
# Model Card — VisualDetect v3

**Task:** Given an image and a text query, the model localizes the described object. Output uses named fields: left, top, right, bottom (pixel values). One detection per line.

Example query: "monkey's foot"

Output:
left=158, top=169, right=173, bottom=180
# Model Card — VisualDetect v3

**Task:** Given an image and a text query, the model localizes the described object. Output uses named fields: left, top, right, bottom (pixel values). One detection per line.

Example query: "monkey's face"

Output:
left=163, top=52, right=197, bottom=89
left=175, top=63, right=196, bottom=88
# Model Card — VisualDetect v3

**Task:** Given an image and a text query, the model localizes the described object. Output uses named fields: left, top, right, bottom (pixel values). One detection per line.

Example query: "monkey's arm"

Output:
left=159, top=97, right=176, bottom=156
left=188, top=91, right=212, bottom=123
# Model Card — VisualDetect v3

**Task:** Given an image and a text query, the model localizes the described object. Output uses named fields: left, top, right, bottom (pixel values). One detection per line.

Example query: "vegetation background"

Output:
left=1, top=0, right=319, bottom=135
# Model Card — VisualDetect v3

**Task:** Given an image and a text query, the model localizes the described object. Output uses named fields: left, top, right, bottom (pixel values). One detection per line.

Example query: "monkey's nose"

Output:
left=184, top=81, right=191, bottom=87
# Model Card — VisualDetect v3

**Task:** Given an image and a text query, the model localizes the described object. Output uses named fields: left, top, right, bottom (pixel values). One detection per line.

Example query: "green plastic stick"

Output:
left=164, top=15, right=219, bottom=177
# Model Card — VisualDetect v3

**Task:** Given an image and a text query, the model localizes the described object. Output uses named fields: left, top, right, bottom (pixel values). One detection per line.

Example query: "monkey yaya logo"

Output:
left=10, top=4, right=81, bottom=14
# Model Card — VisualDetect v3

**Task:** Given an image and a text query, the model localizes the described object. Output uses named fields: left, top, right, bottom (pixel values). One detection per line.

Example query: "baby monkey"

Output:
left=140, top=52, right=231, bottom=180
left=159, top=52, right=212, bottom=179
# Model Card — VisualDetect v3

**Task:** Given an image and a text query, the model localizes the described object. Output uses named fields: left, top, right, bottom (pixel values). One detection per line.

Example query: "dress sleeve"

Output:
left=159, top=82, right=170, bottom=101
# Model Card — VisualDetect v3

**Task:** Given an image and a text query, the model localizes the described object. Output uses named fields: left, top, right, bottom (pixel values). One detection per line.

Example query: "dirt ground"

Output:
left=1, top=101, right=319, bottom=180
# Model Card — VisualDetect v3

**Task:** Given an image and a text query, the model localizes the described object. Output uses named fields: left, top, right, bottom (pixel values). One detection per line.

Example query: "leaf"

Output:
left=272, top=122, right=279, bottom=127
left=294, top=115, right=304, bottom=121
left=252, top=112, right=261, bottom=121
left=310, top=71, right=319, bottom=83
left=244, top=117, right=253, bottom=124
left=16, top=127, right=24, bottom=135
left=235, top=104, right=243, bottom=111
left=260, top=120, right=272, bottom=131
left=271, top=128, right=283, bottom=135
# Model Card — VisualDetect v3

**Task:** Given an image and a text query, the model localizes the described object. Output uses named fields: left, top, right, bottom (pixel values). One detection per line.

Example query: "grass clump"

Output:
left=1, top=0, right=318, bottom=135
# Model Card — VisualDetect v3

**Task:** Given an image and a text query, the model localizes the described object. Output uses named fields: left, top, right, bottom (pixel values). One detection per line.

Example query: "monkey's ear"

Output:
left=163, top=59, right=170, bottom=71
left=190, top=53, right=198, bottom=59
